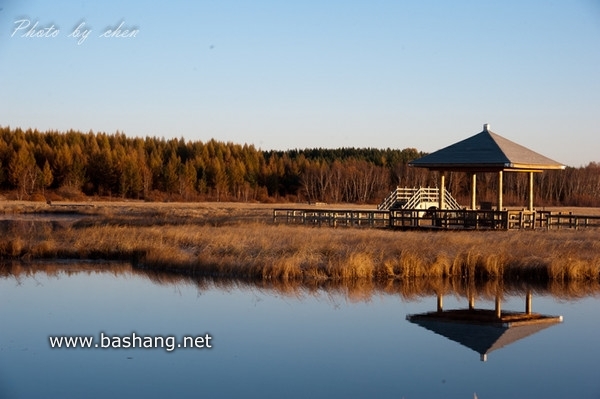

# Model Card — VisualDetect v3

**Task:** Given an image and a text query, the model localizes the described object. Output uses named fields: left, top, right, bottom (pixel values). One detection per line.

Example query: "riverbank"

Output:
left=1, top=201, right=599, bottom=283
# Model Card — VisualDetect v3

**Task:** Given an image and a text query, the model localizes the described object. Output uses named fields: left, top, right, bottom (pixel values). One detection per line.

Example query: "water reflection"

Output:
left=2, top=261, right=600, bottom=398
left=4, top=262, right=570, bottom=365
left=407, top=290, right=563, bottom=361
left=2, top=260, right=600, bottom=302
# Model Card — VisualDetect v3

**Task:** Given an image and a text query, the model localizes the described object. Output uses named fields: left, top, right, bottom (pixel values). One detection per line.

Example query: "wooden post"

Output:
left=528, top=171, right=534, bottom=212
left=519, top=211, right=524, bottom=229
left=471, top=173, right=477, bottom=210
left=497, top=171, right=503, bottom=211
left=468, top=294, right=475, bottom=310
left=437, top=293, right=443, bottom=313
left=439, top=172, right=446, bottom=210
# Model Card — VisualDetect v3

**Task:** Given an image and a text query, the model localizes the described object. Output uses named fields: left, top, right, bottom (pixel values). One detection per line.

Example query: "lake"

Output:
left=1, top=262, right=599, bottom=399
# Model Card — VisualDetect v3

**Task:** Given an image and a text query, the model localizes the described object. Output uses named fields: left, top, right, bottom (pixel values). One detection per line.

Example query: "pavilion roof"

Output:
left=407, top=309, right=563, bottom=360
left=409, top=124, right=565, bottom=172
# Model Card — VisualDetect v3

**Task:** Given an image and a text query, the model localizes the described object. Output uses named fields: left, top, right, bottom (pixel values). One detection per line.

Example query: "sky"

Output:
left=0, top=1, right=599, bottom=167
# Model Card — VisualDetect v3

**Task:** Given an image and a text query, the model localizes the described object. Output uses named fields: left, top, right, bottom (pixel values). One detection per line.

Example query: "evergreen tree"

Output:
left=41, top=160, right=54, bottom=195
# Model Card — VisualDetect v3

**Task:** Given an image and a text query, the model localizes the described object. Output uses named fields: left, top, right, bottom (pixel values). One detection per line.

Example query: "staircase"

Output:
left=378, top=187, right=462, bottom=211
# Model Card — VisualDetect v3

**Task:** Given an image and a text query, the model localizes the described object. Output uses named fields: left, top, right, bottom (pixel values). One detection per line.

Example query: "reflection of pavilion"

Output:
left=406, top=291, right=563, bottom=361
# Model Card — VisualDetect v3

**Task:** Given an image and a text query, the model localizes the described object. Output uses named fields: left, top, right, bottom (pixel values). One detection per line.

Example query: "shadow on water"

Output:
left=2, top=260, right=600, bottom=302
left=0, top=217, right=79, bottom=237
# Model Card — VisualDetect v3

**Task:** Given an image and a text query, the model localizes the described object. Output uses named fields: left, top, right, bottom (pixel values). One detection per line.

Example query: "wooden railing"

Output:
left=377, top=187, right=461, bottom=211
left=390, top=209, right=508, bottom=229
left=273, top=209, right=391, bottom=228
left=536, top=211, right=600, bottom=230
left=273, top=208, right=600, bottom=231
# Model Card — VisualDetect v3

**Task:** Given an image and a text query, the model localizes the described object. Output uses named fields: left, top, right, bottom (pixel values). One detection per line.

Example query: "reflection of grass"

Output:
left=3, top=260, right=600, bottom=302
left=0, top=201, right=599, bottom=283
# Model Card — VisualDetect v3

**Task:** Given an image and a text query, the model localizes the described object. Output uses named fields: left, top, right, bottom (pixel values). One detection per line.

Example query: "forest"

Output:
left=0, top=126, right=598, bottom=207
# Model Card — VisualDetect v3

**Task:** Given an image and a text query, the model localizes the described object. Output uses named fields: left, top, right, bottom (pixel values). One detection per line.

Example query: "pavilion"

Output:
left=409, top=124, right=565, bottom=211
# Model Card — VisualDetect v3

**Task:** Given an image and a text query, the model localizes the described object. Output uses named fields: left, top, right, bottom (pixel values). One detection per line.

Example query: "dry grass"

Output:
left=1, top=200, right=600, bottom=284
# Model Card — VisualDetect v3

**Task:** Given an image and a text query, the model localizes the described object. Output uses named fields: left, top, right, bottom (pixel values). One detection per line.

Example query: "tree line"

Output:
left=0, top=126, right=598, bottom=207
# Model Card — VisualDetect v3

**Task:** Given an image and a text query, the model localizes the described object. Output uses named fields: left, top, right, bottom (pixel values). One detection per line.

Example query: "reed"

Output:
left=1, top=201, right=600, bottom=284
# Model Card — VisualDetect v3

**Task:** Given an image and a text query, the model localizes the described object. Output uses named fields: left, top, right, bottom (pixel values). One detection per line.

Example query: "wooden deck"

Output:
left=273, top=208, right=600, bottom=230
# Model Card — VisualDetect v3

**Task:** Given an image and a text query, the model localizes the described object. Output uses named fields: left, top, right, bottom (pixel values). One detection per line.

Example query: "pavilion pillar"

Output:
left=470, top=173, right=477, bottom=210
left=497, top=171, right=503, bottom=211
left=495, top=294, right=502, bottom=319
left=439, top=172, right=446, bottom=210
left=526, top=289, right=532, bottom=314
left=528, top=171, right=534, bottom=211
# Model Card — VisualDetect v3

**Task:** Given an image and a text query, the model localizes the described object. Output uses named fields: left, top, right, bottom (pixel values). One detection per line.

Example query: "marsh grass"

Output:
left=1, top=201, right=599, bottom=284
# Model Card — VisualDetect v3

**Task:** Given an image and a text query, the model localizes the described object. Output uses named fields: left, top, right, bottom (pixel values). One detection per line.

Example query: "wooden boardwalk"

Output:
left=273, top=208, right=600, bottom=230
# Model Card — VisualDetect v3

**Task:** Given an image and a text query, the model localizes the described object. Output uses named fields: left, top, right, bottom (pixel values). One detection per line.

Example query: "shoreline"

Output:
left=1, top=201, right=599, bottom=284
left=3, top=259, right=600, bottom=302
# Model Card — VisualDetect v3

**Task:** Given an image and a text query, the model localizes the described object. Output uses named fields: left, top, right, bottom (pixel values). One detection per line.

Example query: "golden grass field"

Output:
left=1, top=200, right=600, bottom=284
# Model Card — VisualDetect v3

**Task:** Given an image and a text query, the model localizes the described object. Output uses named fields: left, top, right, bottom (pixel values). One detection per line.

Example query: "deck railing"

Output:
left=389, top=209, right=509, bottom=229
left=273, top=209, right=391, bottom=228
left=273, top=208, right=600, bottom=230
left=535, top=211, right=600, bottom=229
left=378, top=187, right=462, bottom=211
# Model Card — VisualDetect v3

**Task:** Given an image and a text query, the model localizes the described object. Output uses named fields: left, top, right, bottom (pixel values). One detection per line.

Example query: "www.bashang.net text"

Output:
left=49, top=332, right=212, bottom=352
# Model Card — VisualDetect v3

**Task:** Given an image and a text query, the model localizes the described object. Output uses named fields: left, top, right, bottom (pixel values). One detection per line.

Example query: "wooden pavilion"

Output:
left=273, top=124, right=600, bottom=230
left=409, top=124, right=565, bottom=212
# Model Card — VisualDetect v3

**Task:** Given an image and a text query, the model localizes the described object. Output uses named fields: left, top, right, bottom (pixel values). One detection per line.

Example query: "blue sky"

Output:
left=0, top=1, right=599, bottom=166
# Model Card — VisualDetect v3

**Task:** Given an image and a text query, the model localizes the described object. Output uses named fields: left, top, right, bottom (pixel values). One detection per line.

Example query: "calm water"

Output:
left=1, top=263, right=599, bottom=399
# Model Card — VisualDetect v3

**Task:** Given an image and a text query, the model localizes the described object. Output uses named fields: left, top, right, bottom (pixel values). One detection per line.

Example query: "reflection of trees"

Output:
left=3, top=261, right=600, bottom=303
